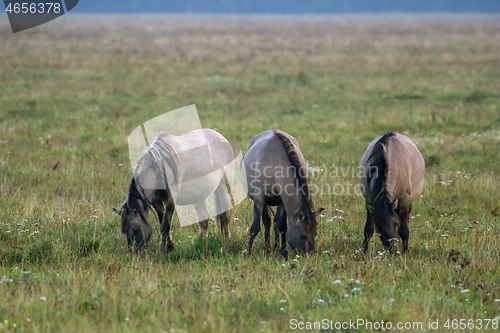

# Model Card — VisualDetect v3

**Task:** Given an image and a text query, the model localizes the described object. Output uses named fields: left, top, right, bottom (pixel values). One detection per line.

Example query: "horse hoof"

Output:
left=159, top=243, right=174, bottom=254
left=279, top=248, right=288, bottom=260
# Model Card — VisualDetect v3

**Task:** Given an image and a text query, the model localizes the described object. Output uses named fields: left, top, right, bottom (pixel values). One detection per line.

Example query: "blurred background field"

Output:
left=0, top=14, right=500, bottom=332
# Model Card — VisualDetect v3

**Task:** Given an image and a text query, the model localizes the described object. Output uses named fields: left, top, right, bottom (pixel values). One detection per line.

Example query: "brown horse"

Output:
left=359, top=132, right=425, bottom=252
left=243, top=129, right=323, bottom=256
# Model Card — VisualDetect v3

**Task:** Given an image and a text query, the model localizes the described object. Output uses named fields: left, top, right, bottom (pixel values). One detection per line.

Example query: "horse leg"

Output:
left=274, top=203, right=287, bottom=258
left=273, top=207, right=281, bottom=250
left=280, top=209, right=287, bottom=246
left=151, top=191, right=165, bottom=225
left=127, top=235, right=134, bottom=252
left=262, top=204, right=271, bottom=249
left=247, top=201, right=263, bottom=256
left=194, top=201, right=210, bottom=239
left=398, top=202, right=412, bottom=252
left=215, top=178, right=233, bottom=237
left=363, top=203, right=375, bottom=252
left=159, top=195, right=175, bottom=253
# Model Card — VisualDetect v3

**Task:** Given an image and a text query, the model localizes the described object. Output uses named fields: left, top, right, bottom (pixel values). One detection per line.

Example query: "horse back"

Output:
left=387, top=134, right=425, bottom=202
left=360, top=133, right=424, bottom=203
left=244, top=130, right=305, bottom=200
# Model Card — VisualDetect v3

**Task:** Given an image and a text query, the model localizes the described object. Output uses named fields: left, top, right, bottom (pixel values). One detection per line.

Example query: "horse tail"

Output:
left=215, top=172, right=234, bottom=236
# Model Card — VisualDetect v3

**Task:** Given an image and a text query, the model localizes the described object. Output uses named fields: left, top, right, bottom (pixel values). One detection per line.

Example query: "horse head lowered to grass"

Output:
left=243, top=129, right=323, bottom=256
left=114, top=129, right=236, bottom=252
left=359, top=132, right=425, bottom=252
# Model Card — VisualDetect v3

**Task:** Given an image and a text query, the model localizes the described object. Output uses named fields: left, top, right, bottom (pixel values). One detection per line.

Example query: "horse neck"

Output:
left=133, top=167, right=158, bottom=203
left=280, top=185, right=307, bottom=221
left=384, top=140, right=399, bottom=200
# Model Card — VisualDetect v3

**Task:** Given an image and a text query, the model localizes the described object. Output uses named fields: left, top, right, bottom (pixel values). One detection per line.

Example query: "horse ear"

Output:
left=113, top=208, right=123, bottom=216
left=313, top=208, right=325, bottom=218
left=392, top=199, right=398, bottom=210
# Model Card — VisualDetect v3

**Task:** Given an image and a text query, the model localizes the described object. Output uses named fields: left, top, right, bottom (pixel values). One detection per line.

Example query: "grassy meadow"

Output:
left=1, top=14, right=500, bottom=332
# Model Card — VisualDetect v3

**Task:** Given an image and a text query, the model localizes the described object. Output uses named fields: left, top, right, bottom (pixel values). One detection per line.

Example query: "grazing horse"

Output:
left=359, top=132, right=425, bottom=252
left=243, top=129, right=323, bottom=256
left=113, top=129, right=235, bottom=252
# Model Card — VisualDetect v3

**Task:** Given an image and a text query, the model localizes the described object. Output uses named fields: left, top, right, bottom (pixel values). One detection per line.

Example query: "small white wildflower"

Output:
left=461, top=289, right=469, bottom=293
left=280, top=299, right=287, bottom=303
left=333, top=280, right=341, bottom=284
left=40, top=297, right=46, bottom=300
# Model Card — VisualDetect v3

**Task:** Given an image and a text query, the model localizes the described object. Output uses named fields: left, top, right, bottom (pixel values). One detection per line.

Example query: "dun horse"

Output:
left=359, top=132, right=425, bottom=252
left=113, top=129, right=235, bottom=252
left=243, top=129, right=323, bottom=256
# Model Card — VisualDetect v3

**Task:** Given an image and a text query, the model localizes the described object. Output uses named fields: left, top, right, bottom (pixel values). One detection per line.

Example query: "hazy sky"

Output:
left=71, top=0, right=500, bottom=14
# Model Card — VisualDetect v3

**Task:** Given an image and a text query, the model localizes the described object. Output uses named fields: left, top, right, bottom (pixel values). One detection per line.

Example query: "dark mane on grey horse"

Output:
left=135, top=132, right=178, bottom=183
left=367, top=132, right=396, bottom=223
left=273, top=130, right=316, bottom=231
left=122, top=132, right=178, bottom=234
left=121, top=177, right=148, bottom=233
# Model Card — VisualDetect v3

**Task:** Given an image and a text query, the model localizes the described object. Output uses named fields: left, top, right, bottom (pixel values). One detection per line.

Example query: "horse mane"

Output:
left=273, top=130, right=316, bottom=230
left=121, top=177, right=148, bottom=233
left=122, top=132, right=178, bottom=233
left=134, top=132, right=178, bottom=183
left=367, top=132, right=396, bottom=222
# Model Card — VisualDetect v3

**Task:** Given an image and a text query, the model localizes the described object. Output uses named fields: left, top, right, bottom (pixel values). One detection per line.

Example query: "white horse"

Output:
left=113, top=129, right=235, bottom=252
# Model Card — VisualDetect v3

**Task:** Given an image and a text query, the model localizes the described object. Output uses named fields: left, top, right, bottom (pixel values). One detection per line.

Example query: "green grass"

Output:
left=1, top=14, right=500, bottom=332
